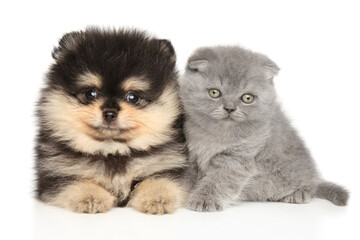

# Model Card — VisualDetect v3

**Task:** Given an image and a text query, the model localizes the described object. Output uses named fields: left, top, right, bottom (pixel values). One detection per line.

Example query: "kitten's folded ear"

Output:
left=52, top=31, right=85, bottom=60
left=263, top=58, right=280, bottom=80
left=187, top=59, right=209, bottom=72
left=187, top=47, right=216, bottom=73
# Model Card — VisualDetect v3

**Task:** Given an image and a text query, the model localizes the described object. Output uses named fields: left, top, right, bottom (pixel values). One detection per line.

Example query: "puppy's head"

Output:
left=39, top=28, right=180, bottom=155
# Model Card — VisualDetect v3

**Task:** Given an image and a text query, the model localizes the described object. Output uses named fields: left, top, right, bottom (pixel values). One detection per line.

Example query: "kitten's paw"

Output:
left=187, top=194, right=224, bottom=212
left=279, top=188, right=311, bottom=204
left=128, top=178, right=185, bottom=215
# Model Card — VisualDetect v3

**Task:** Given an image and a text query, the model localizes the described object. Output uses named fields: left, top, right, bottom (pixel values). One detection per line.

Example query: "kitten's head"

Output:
left=180, top=46, right=279, bottom=126
left=38, top=28, right=180, bottom=155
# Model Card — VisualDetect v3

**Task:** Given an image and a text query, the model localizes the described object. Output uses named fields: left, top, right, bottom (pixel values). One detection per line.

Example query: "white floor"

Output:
left=31, top=197, right=357, bottom=240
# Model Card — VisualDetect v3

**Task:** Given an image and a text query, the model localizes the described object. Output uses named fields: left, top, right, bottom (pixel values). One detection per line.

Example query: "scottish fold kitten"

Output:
left=180, top=46, right=349, bottom=211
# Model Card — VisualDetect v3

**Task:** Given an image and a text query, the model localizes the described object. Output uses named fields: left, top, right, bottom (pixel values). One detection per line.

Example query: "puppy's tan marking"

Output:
left=40, top=91, right=131, bottom=155
left=46, top=180, right=115, bottom=214
left=118, top=84, right=181, bottom=150
left=121, top=76, right=151, bottom=92
left=127, top=178, right=186, bottom=215
left=78, top=72, right=102, bottom=88
left=40, top=83, right=180, bottom=155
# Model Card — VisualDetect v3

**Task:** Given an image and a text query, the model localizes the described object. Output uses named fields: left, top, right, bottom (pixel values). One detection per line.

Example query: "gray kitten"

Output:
left=180, top=46, right=349, bottom=211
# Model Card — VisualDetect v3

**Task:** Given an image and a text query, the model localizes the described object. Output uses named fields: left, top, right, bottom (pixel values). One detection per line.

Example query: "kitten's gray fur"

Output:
left=180, top=46, right=349, bottom=211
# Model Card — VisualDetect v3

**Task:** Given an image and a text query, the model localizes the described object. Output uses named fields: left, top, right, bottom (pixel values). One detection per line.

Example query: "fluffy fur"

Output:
left=35, top=28, right=189, bottom=214
left=180, top=46, right=349, bottom=211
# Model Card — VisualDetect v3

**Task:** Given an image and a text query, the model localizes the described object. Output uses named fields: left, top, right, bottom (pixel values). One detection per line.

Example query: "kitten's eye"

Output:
left=209, top=89, right=222, bottom=98
left=241, top=94, right=254, bottom=104
left=85, top=89, right=97, bottom=102
left=126, top=92, right=139, bottom=104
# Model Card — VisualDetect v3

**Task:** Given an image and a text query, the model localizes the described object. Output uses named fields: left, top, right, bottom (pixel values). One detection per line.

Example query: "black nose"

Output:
left=224, top=107, right=235, bottom=113
left=103, top=110, right=118, bottom=123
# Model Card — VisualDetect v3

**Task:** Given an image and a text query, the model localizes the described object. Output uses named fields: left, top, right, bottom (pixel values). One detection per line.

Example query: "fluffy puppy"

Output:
left=35, top=28, right=189, bottom=214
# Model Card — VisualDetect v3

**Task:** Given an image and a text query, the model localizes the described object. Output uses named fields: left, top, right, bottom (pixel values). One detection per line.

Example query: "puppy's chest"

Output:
left=98, top=154, right=132, bottom=177
left=89, top=155, right=135, bottom=201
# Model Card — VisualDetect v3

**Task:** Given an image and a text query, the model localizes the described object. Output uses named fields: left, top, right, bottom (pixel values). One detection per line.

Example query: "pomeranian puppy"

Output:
left=35, top=28, right=189, bottom=214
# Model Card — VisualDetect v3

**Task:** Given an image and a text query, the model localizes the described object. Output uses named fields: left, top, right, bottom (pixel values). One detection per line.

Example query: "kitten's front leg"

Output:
left=187, top=180, right=226, bottom=211
left=187, top=155, right=254, bottom=212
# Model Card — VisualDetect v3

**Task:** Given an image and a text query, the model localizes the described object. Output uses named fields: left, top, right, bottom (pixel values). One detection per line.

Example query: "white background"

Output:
left=0, top=0, right=359, bottom=239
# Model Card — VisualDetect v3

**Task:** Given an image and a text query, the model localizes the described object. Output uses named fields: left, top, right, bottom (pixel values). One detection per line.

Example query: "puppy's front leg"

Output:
left=46, top=180, right=116, bottom=214
left=127, top=178, right=186, bottom=215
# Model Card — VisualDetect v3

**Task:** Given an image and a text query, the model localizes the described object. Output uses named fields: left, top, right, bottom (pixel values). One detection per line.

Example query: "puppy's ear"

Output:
left=187, top=59, right=209, bottom=72
left=158, top=39, right=176, bottom=62
left=52, top=31, right=85, bottom=60
left=158, top=39, right=175, bottom=55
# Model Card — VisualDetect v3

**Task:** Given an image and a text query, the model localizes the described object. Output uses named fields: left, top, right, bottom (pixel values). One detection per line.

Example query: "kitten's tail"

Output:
left=314, top=181, right=349, bottom=206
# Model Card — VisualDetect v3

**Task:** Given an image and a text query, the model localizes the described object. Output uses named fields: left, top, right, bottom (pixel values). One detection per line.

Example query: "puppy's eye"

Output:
left=241, top=94, right=254, bottom=104
left=209, top=89, right=221, bottom=98
left=85, top=89, right=97, bottom=102
left=126, top=92, right=139, bottom=104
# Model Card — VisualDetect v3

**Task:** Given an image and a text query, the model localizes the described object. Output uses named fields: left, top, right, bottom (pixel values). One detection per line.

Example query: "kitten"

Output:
left=35, top=28, right=189, bottom=214
left=180, top=46, right=349, bottom=211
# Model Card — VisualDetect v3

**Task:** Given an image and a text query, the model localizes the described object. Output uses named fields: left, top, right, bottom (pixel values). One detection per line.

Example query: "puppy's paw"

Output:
left=128, top=178, right=185, bottom=215
left=49, top=180, right=115, bottom=214
left=140, top=195, right=174, bottom=215
left=279, top=188, right=311, bottom=204
left=72, top=194, right=114, bottom=214
left=187, top=193, right=224, bottom=212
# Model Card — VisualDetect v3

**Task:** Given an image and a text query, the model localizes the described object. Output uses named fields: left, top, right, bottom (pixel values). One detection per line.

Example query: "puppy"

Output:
left=35, top=28, right=189, bottom=214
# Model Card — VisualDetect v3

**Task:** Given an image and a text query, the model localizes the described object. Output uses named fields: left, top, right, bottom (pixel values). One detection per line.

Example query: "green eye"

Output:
left=209, top=89, right=221, bottom=98
left=241, top=94, right=254, bottom=103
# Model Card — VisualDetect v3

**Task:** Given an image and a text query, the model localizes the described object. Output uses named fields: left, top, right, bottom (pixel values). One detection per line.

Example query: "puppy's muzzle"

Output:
left=103, top=109, right=118, bottom=124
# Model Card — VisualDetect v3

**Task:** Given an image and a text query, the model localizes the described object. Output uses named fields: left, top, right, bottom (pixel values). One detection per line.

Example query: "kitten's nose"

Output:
left=224, top=107, right=235, bottom=113
left=103, top=110, right=118, bottom=123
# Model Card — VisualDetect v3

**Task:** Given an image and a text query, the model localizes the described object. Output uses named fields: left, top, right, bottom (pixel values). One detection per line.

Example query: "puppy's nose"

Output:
left=103, top=110, right=118, bottom=123
left=224, top=107, right=235, bottom=113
